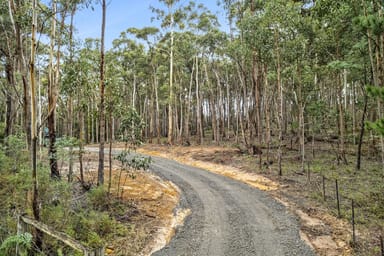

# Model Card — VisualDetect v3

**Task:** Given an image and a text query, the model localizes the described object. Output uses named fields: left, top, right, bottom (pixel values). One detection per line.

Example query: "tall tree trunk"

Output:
left=250, top=0, right=261, bottom=149
left=236, top=64, right=248, bottom=147
left=356, top=88, right=368, bottom=170
left=337, top=73, right=348, bottom=165
left=90, top=104, right=94, bottom=143
left=1, top=11, right=14, bottom=139
left=132, top=74, right=137, bottom=108
left=184, top=60, right=194, bottom=144
left=108, top=112, right=113, bottom=194
left=226, top=71, right=231, bottom=140
left=48, top=0, right=59, bottom=179
left=30, top=0, right=42, bottom=249
left=167, top=3, right=175, bottom=145
left=8, top=0, right=31, bottom=147
left=154, top=71, right=161, bottom=144
left=364, top=1, right=384, bottom=165
left=352, top=82, right=356, bottom=145
left=299, top=103, right=305, bottom=172
left=149, top=72, right=155, bottom=143
left=219, top=81, right=225, bottom=141
left=214, top=68, right=224, bottom=142
left=79, top=108, right=85, bottom=185
left=196, top=56, right=203, bottom=144
left=252, top=53, right=262, bottom=167
left=275, top=29, right=283, bottom=176
left=98, top=0, right=106, bottom=186
left=178, top=92, right=183, bottom=142
left=68, top=5, right=76, bottom=183
left=205, top=63, right=217, bottom=143
left=264, top=65, right=271, bottom=166
left=297, top=64, right=305, bottom=173
left=5, top=60, right=15, bottom=138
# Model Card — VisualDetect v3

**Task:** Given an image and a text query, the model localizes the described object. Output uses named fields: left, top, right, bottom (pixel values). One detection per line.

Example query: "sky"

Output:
left=73, top=0, right=228, bottom=49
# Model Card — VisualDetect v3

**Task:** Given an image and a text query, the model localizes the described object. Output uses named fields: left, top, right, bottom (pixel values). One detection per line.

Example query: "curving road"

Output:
left=149, top=156, right=315, bottom=256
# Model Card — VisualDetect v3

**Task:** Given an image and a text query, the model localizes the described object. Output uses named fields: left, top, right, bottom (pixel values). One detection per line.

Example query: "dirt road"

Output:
left=149, top=155, right=315, bottom=256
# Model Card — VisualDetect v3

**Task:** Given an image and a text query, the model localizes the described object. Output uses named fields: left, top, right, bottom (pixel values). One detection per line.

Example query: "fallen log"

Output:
left=18, top=215, right=104, bottom=256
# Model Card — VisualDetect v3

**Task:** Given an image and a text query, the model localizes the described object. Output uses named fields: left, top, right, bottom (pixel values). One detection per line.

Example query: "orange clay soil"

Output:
left=80, top=151, right=188, bottom=256
left=137, top=144, right=353, bottom=256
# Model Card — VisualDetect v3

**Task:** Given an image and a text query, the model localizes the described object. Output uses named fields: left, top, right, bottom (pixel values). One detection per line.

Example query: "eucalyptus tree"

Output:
left=312, top=0, right=361, bottom=165
left=97, top=0, right=106, bottom=186
left=246, top=0, right=267, bottom=161
left=260, top=0, right=286, bottom=175
left=153, top=3, right=224, bottom=145
left=29, top=0, right=44, bottom=249
left=224, top=0, right=317, bottom=173
left=151, top=0, right=201, bottom=144
left=151, top=0, right=177, bottom=144
left=104, top=49, right=124, bottom=193
left=63, top=0, right=86, bottom=182
left=236, top=2, right=264, bottom=157
left=351, top=1, right=384, bottom=169
left=0, top=0, right=16, bottom=139
left=169, top=31, right=196, bottom=143
left=126, top=27, right=160, bottom=142
left=191, top=8, right=222, bottom=144
left=239, top=2, right=279, bottom=162
left=224, top=32, right=251, bottom=145
left=222, top=0, right=269, bottom=154
left=278, top=1, right=316, bottom=172
left=66, top=39, right=100, bottom=184
left=45, top=0, right=90, bottom=179
left=354, top=0, right=384, bottom=166
left=6, top=0, right=34, bottom=146
left=47, top=0, right=60, bottom=179
left=112, top=33, right=147, bottom=111
left=110, top=32, right=153, bottom=149
left=199, top=28, right=228, bottom=144
left=78, top=38, right=102, bottom=143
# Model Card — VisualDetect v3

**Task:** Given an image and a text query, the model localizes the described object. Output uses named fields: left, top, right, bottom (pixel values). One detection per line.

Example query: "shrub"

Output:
left=0, top=232, right=33, bottom=256
left=87, top=186, right=110, bottom=211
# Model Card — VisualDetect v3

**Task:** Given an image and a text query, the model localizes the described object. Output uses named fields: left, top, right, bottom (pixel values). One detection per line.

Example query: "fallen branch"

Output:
left=19, top=215, right=104, bottom=256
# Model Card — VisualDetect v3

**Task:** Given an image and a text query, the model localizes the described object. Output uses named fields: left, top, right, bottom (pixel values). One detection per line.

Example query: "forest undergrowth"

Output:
left=0, top=134, right=170, bottom=256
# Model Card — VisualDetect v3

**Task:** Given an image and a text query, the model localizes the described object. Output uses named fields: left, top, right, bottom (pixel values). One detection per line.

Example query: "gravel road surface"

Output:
left=149, top=156, right=315, bottom=256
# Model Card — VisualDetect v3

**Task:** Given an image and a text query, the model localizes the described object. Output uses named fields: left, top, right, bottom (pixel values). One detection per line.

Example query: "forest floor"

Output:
left=136, top=143, right=363, bottom=256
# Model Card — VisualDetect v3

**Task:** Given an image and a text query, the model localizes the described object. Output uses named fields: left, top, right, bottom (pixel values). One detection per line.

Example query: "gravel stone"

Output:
left=150, top=156, right=316, bottom=256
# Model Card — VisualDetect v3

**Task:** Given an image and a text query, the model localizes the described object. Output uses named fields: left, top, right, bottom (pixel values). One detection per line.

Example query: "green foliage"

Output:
left=327, top=60, right=361, bottom=71
left=129, top=156, right=152, bottom=171
left=67, top=210, right=127, bottom=249
left=3, top=133, right=29, bottom=171
left=87, top=186, right=110, bottom=211
left=307, top=101, right=327, bottom=132
left=0, top=232, right=32, bottom=256
left=118, top=108, right=145, bottom=147
left=56, top=136, right=80, bottom=166
left=0, top=155, right=31, bottom=243
left=1, top=167, right=32, bottom=212
left=354, top=12, right=384, bottom=36
left=115, top=150, right=152, bottom=172
left=39, top=180, right=72, bottom=226
left=367, top=85, right=384, bottom=101
left=56, top=136, right=79, bottom=148
left=0, top=122, right=5, bottom=141
left=366, top=85, right=384, bottom=135
left=0, top=146, right=11, bottom=172
left=366, top=119, right=384, bottom=136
